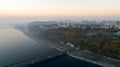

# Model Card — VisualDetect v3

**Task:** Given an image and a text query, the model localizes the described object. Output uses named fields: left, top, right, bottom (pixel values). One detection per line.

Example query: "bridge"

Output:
left=4, top=53, right=65, bottom=67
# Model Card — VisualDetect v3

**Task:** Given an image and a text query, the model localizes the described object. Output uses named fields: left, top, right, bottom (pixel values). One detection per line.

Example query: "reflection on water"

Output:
left=0, top=25, right=59, bottom=66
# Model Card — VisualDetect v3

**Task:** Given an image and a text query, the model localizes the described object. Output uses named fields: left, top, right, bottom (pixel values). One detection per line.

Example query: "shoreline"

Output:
left=16, top=24, right=120, bottom=67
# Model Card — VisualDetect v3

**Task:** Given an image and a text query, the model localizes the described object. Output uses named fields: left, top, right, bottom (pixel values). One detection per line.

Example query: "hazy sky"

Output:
left=0, top=0, right=120, bottom=17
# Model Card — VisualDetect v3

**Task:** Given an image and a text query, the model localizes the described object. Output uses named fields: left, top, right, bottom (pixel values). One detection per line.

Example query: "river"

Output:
left=0, top=24, right=60, bottom=66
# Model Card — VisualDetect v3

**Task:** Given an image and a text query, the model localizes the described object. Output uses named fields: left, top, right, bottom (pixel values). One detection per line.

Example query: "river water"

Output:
left=0, top=24, right=60, bottom=66
left=0, top=24, right=102, bottom=67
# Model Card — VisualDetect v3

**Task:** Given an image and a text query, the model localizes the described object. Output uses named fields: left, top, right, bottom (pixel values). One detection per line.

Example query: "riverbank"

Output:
left=18, top=24, right=120, bottom=67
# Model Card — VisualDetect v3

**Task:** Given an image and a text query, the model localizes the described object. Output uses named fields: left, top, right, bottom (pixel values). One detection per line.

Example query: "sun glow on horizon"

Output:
left=0, top=0, right=120, bottom=17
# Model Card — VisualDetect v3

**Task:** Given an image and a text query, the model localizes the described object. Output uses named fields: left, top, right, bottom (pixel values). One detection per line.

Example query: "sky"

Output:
left=0, top=0, right=120, bottom=24
left=0, top=0, right=120, bottom=17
